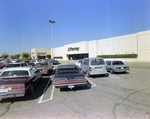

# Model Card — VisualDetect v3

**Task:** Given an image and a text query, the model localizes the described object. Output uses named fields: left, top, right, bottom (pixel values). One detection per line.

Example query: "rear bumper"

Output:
left=113, top=69, right=130, bottom=72
left=0, top=92, right=25, bottom=100
left=54, top=81, right=87, bottom=88
left=89, top=71, right=108, bottom=75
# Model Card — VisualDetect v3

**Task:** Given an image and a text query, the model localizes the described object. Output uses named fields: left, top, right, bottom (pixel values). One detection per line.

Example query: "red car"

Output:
left=0, top=67, right=42, bottom=100
left=34, top=62, right=53, bottom=75
left=2, top=61, right=12, bottom=68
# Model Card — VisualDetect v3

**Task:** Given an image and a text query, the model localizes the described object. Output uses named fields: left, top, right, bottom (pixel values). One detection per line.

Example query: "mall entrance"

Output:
left=68, top=53, right=89, bottom=60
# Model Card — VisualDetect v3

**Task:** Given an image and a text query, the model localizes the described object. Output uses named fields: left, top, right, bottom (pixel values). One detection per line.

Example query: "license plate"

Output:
left=0, top=89, right=8, bottom=93
left=95, top=67, right=102, bottom=69
left=68, top=85, right=74, bottom=89
left=121, top=67, right=124, bottom=69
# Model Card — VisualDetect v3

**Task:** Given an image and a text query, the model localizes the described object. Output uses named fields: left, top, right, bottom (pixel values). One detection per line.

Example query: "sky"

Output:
left=0, top=0, right=150, bottom=55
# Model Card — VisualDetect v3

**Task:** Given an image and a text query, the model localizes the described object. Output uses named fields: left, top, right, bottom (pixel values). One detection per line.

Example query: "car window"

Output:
left=91, top=59, right=105, bottom=65
left=112, top=61, right=124, bottom=65
left=0, top=70, right=29, bottom=77
left=24, top=63, right=27, bottom=66
left=107, top=61, right=111, bottom=65
left=21, top=64, right=24, bottom=66
left=36, top=63, right=48, bottom=66
left=5, top=64, right=20, bottom=68
left=57, top=66, right=79, bottom=74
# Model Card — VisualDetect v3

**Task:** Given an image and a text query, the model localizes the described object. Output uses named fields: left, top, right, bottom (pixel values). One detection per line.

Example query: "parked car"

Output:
left=3, top=62, right=28, bottom=68
left=0, top=67, right=42, bottom=100
left=75, top=59, right=82, bottom=69
left=81, top=57, right=108, bottom=77
left=24, top=60, right=35, bottom=66
left=1, top=60, right=12, bottom=68
left=46, top=59, right=59, bottom=65
left=54, top=64, right=87, bottom=89
left=106, top=60, right=130, bottom=74
left=34, top=62, right=53, bottom=75
left=0, top=62, right=29, bottom=75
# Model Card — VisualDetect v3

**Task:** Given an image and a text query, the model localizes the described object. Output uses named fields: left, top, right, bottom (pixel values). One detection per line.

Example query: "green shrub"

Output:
left=97, top=54, right=138, bottom=58
left=53, top=56, right=63, bottom=59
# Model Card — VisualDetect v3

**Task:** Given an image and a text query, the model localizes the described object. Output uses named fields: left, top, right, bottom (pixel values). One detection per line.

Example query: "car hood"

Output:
left=55, top=72, right=85, bottom=78
left=0, top=76, right=29, bottom=84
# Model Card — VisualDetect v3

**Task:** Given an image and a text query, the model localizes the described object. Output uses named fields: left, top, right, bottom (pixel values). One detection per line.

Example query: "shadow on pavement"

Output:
left=0, top=77, right=52, bottom=103
left=59, top=83, right=91, bottom=92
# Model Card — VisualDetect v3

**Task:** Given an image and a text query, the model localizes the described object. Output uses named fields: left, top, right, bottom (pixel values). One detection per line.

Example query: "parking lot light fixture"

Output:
left=49, top=20, right=55, bottom=59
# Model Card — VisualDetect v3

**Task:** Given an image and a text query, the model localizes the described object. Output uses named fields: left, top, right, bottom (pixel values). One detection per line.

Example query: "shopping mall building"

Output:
left=31, top=30, right=150, bottom=62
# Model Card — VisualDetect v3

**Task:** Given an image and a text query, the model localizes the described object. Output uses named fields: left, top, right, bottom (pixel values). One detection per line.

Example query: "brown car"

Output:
left=34, top=62, right=53, bottom=75
left=0, top=67, right=42, bottom=100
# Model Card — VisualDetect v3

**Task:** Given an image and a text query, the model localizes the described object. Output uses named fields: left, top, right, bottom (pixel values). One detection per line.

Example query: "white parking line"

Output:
left=38, top=76, right=55, bottom=104
left=109, top=73, right=120, bottom=79
left=86, top=77, right=97, bottom=87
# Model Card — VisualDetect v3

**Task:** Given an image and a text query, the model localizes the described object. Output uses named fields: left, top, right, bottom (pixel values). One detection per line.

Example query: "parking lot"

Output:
left=0, top=60, right=150, bottom=119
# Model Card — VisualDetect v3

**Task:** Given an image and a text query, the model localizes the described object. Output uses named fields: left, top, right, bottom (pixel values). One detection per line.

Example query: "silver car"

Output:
left=81, top=57, right=108, bottom=77
left=106, top=60, right=130, bottom=74
left=75, top=59, right=82, bottom=69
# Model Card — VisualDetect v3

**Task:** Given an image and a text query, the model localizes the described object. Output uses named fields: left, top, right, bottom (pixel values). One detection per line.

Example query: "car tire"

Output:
left=86, top=71, right=90, bottom=77
left=30, top=84, right=34, bottom=94
left=81, top=69, right=84, bottom=73
left=110, top=69, right=114, bottom=74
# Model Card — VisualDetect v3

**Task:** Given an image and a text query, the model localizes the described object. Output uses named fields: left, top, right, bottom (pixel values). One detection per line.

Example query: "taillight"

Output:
left=55, top=78, right=66, bottom=83
left=89, top=67, right=92, bottom=71
left=11, top=87, right=25, bottom=90
left=116, top=67, right=119, bottom=69
left=75, top=77, right=86, bottom=81
left=9, top=84, right=25, bottom=92
left=106, top=66, right=107, bottom=70
left=43, top=69, right=47, bottom=72
left=126, top=66, right=129, bottom=69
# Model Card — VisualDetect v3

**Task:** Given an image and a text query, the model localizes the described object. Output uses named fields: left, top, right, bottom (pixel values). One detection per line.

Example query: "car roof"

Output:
left=57, top=64, right=77, bottom=68
left=106, top=60, right=123, bottom=62
left=1, top=67, right=31, bottom=71
left=7, top=62, right=25, bottom=64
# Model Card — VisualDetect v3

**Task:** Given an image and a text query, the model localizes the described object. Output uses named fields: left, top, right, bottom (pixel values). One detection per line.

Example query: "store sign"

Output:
left=68, top=47, right=80, bottom=51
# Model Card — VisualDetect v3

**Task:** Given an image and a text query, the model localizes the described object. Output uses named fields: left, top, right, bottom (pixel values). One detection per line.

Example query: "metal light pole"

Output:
left=49, top=20, right=55, bottom=59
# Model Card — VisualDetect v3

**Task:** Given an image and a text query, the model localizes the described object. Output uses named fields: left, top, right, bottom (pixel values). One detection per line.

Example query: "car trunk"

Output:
left=55, top=72, right=86, bottom=83
left=0, top=77, right=29, bottom=94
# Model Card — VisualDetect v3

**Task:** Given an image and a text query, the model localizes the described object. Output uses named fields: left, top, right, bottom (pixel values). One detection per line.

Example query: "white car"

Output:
left=75, top=60, right=82, bottom=69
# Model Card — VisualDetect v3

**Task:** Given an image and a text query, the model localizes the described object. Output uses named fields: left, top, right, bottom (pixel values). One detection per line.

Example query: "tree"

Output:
left=46, top=54, right=51, bottom=59
left=14, top=54, right=20, bottom=59
left=2, top=53, right=9, bottom=59
left=10, top=55, right=15, bottom=59
left=22, top=53, right=30, bottom=59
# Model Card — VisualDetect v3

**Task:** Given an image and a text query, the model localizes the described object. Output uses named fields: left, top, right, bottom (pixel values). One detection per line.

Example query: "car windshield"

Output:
left=36, top=63, right=48, bottom=66
left=0, top=70, right=29, bottom=77
left=112, top=61, right=124, bottom=65
left=91, top=59, right=105, bottom=65
left=5, top=64, right=20, bottom=68
left=78, top=60, right=82, bottom=63
left=57, top=66, right=79, bottom=74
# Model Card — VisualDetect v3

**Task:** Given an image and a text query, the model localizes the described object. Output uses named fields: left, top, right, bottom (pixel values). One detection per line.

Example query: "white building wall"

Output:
left=60, top=41, right=89, bottom=60
left=89, top=40, right=98, bottom=57
left=52, top=30, right=150, bottom=62
left=53, top=47, right=63, bottom=57
left=31, top=48, right=48, bottom=59
left=98, top=39, right=109, bottom=55
left=138, top=30, right=150, bottom=62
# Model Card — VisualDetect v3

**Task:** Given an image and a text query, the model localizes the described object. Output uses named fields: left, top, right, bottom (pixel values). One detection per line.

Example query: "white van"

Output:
left=81, top=57, right=108, bottom=77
